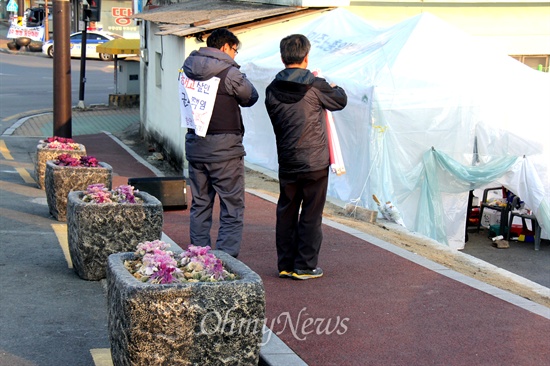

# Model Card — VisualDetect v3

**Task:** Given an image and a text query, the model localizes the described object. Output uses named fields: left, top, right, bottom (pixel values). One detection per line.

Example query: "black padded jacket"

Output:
left=265, top=68, right=347, bottom=174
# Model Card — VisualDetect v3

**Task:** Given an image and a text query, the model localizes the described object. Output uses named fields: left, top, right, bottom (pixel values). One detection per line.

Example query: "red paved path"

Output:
left=79, top=133, right=550, bottom=366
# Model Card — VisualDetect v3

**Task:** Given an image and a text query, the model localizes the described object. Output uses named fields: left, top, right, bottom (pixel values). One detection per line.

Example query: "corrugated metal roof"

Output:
left=132, top=0, right=329, bottom=37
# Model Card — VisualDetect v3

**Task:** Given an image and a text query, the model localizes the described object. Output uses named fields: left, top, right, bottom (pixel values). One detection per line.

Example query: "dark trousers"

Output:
left=188, top=157, right=245, bottom=257
left=276, top=168, right=329, bottom=271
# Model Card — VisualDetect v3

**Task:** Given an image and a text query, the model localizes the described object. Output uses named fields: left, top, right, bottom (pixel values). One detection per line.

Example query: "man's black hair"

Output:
left=207, top=28, right=240, bottom=50
left=280, top=34, right=311, bottom=66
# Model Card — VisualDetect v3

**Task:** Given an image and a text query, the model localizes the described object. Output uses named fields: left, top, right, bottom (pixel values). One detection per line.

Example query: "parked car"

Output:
left=42, top=31, right=130, bottom=61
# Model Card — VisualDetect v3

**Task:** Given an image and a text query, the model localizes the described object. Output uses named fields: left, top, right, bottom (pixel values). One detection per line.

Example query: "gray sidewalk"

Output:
left=0, top=109, right=306, bottom=366
left=5, top=107, right=140, bottom=137
left=1, top=108, right=549, bottom=366
left=3, top=106, right=549, bottom=290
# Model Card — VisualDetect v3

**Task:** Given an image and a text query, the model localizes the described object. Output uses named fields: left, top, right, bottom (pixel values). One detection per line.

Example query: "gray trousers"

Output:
left=187, top=157, right=245, bottom=257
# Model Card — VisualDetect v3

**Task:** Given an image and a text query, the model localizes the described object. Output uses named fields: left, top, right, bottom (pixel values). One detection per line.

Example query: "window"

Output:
left=155, top=52, right=162, bottom=87
left=510, top=55, right=549, bottom=72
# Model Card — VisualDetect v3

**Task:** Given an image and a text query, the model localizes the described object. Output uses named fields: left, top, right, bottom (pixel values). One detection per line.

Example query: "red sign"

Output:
left=112, top=7, right=133, bottom=26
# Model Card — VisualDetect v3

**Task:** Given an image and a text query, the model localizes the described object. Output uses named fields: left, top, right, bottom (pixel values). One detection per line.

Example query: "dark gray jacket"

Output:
left=265, top=68, right=347, bottom=174
left=183, top=47, right=258, bottom=163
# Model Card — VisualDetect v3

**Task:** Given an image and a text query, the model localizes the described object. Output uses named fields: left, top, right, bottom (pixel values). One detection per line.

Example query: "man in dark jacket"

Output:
left=183, top=28, right=258, bottom=257
left=265, top=34, right=347, bottom=280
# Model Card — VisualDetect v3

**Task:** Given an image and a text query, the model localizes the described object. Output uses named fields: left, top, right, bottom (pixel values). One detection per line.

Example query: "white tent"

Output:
left=239, top=8, right=550, bottom=249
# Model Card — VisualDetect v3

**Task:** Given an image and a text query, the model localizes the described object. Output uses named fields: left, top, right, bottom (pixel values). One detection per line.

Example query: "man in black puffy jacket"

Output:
left=183, top=28, right=258, bottom=258
left=265, top=34, right=347, bottom=280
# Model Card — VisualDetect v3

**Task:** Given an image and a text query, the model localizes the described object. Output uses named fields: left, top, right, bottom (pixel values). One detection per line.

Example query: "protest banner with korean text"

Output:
left=178, top=72, right=220, bottom=137
left=7, top=25, right=45, bottom=42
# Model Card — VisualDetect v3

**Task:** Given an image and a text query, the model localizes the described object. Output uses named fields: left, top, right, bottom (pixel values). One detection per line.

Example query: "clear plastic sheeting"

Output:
left=418, top=149, right=519, bottom=245
left=239, top=8, right=550, bottom=249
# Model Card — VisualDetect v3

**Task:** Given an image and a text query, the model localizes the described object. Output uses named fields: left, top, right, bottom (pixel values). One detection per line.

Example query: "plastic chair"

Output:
left=476, top=187, right=509, bottom=236
left=506, top=212, right=542, bottom=250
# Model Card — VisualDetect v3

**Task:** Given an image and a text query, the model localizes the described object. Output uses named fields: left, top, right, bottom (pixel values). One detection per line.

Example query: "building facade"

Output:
left=133, top=0, right=549, bottom=173
left=1, top=0, right=139, bottom=38
left=348, top=0, right=550, bottom=70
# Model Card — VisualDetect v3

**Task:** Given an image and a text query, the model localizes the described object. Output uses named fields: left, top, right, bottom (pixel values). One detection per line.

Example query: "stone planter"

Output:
left=15, top=37, right=32, bottom=47
left=45, top=161, right=112, bottom=221
left=7, top=41, right=20, bottom=51
left=28, top=41, right=43, bottom=52
left=107, top=251, right=266, bottom=366
left=67, top=191, right=164, bottom=281
left=35, top=142, right=87, bottom=189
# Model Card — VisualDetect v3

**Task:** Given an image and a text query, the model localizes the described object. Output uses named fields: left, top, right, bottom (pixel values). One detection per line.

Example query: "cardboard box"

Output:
left=128, top=177, right=187, bottom=210
left=480, top=209, right=501, bottom=228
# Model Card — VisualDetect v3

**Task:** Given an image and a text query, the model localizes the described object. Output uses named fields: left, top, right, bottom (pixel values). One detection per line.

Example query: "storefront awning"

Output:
left=96, top=39, right=140, bottom=55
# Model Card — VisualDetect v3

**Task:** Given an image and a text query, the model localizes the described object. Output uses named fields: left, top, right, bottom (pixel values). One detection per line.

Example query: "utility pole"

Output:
left=53, top=0, right=72, bottom=138
left=77, top=0, right=90, bottom=110
left=17, top=0, right=23, bottom=23
left=44, top=0, right=49, bottom=42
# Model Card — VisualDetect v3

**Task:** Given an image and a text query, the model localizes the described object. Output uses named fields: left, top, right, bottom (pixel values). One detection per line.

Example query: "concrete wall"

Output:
left=138, top=10, right=329, bottom=172
left=139, top=21, right=192, bottom=171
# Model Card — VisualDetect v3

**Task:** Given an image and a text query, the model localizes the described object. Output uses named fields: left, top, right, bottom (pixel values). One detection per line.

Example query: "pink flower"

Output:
left=87, top=183, right=106, bottom=192
left=45, top=137, right=80, bottom=150
left=114, top=185, right=138, bottom=203
left=80, top=156, right=99, bottom=167
left=46, top=136, right=75, bottom=143
left=127, top=241, right=236, bottom=284
left=55, top=154, right=99, bottom=167
left=140, top=250, right=181, bottom=284
left=136, top=240, right=171, bottom=256
left=55, top=154, right=80, bottom=166
left=82, top=184, right=141, bottom=204
left=180, top=245, right=227, bottom=279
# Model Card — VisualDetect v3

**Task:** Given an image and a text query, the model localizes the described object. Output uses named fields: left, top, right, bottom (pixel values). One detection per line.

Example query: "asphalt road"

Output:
left=0, top=22, right=117, bottom=124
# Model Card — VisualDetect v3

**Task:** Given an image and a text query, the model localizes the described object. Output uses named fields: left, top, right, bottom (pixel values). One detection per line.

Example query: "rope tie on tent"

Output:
left=347, top=124, right=386, bottom=214
left=373, top=125, right=387, bottom=134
